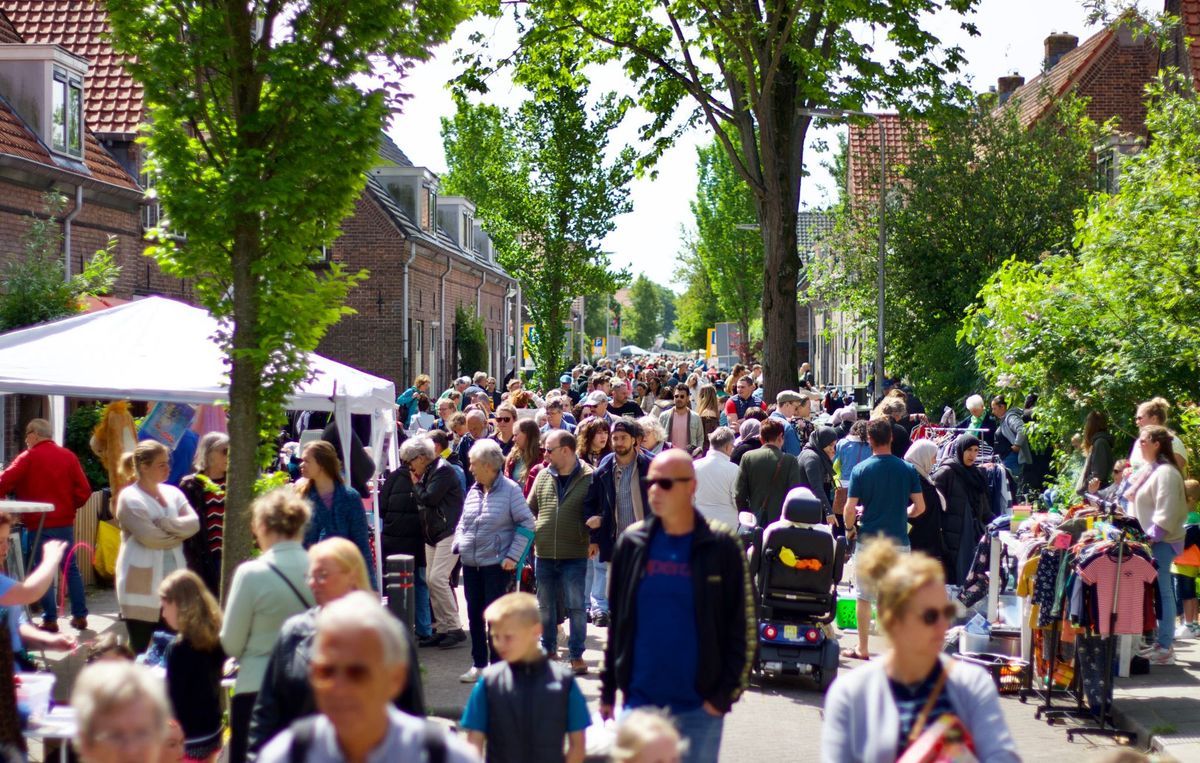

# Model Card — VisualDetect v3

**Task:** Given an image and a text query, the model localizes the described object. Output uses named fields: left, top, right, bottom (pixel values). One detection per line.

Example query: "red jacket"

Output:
left=0, top=440, right=92, bottom=529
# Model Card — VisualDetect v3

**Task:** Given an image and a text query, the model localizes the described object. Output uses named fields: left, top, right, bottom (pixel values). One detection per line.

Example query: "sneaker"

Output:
left=1175, top=623, right=1195, bottom=640
left=1149, top=646, right=1176, bottom=666
left=37, top=620, right=59, bottom=634
left=438, top=629, right=467, bottom=649
left=459, top=666, right=482, bottom=683
left=1189, top=622, right=1200, bottom=638
left=418, top=633, right=445, bottom=648
left=593, top=612, right=610, bottom=628
left=70, top=616, right=89, bottom=631
left=570, top=658, right=589, bottom=675
left=1135, top=639, right=1157, bottom=657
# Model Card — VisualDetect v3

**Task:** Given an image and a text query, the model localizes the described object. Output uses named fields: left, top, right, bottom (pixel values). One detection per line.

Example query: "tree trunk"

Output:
left=221, top=221, right=263, bottom=602
left=758, top=202, right=800, bottom=400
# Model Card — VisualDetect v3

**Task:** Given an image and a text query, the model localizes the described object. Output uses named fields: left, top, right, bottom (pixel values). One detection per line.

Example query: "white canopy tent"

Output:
left=0, top=296, right=398, bottom=585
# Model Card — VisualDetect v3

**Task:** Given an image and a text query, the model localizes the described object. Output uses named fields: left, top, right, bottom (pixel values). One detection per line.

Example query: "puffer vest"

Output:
left=481, top=657, right=576, bottom=763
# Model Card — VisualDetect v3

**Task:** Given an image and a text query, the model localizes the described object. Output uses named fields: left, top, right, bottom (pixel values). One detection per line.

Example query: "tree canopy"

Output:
left=106, top=0, right=462, bottom=595
left=963, top=77, right=1200, bottom=458
left=625, top=274, right=663, bottom=348
left=441, top=71, right=631, bottom=389
left=459, top=0, right=979, bottom=396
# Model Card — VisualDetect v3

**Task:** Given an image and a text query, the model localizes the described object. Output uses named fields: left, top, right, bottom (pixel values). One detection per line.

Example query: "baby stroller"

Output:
left=751, top=487, right=846, bottom=690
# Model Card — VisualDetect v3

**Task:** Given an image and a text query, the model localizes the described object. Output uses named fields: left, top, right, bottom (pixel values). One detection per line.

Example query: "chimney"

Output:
left=1044, top=33, right=1079, bottom=70
left=997, top=74, right=1025, bottom=105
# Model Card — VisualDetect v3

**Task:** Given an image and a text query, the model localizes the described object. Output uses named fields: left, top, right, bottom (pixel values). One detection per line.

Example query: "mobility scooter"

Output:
left=749, top=487, right=847, bottom=690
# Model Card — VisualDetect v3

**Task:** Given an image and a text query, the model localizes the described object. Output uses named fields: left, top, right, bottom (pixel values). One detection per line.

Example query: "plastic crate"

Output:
left=957, top=653, right=1029, bottom=694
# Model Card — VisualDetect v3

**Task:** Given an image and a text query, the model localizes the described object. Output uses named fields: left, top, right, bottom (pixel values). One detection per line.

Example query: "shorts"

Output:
left=1174, top=573, right=1197, bottom=603
left=853, top=543, right=909, bottom=602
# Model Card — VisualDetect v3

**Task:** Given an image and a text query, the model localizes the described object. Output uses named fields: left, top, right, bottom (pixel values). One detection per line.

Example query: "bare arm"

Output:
left=566, top=731, right=585, bottom=763
left=467, top=731, right=486, bottom=757
left=842, top=496, right=859, bottom=534
left=0, top=540, right=66, bottom=606
left=907, top=492, right=926, bottom=518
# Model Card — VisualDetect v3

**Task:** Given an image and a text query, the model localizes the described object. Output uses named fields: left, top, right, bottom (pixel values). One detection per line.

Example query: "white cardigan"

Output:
left=1129, top=463, right=1188, bottom=544
left=115, top=482, right=199, bottom=622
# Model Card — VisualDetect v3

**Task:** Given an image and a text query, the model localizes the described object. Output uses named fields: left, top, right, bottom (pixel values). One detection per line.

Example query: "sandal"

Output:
left=840, top=648, right=870, bottom=661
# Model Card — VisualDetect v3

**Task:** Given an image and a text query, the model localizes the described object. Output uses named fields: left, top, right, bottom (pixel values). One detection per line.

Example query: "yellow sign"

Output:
left=593, top=336, right=606, bottom=358
left=523, top=323, right=535, bottom=366
left=706, top=328, right=716, bottom=359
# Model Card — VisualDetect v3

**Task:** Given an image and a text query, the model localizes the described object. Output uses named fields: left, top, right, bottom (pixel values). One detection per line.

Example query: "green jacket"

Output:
left=735, top=444, right=805, bottom=526
left=527, top=460, right=594, bottom=560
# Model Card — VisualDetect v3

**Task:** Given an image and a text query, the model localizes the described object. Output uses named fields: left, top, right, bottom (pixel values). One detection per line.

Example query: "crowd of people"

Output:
left=0, top=355, right=1195, bottom=762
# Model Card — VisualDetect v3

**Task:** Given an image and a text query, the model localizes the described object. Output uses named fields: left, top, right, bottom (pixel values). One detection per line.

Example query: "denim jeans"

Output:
left=35, top=526, right=87, bottom=621
left=463, top=564, right=512, bottom=668
left=414, top=566, right=432, bottom=638
left=588, top=558, right=609, bottom=614
left=535, top=557, right=587, bottom=659
left=673, top=706, right=725, bottom=763
left=1151, top=541, right=1178, bottom=650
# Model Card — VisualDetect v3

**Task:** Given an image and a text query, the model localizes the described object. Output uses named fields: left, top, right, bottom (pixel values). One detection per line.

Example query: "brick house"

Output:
left=1163, top=0, right=1200, bottom=88
left=321, top=134, right=517, bottom=390
left=3, top=2, right=518, bottom=396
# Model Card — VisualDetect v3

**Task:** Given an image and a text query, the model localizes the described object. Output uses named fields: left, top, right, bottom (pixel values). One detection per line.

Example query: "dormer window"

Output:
left=462, top=211, right=474, bottom=251
left=51, top=66, right=83, bottom=159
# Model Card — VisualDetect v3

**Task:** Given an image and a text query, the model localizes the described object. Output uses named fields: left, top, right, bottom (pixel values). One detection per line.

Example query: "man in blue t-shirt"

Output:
left=842, top=417, right=925, bottom=660
left=600, top=450, right=753, bottom=763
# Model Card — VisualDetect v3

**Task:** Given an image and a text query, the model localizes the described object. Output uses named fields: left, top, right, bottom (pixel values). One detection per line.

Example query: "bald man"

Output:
left=599, top=450, right=753, bottom=763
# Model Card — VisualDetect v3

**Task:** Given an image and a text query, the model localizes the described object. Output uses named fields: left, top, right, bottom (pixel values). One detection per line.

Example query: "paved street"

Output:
left=34, top=584, right=1154, bottom=762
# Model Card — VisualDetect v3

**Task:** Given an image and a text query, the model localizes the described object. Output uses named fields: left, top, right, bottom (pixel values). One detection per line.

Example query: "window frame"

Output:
left=50, top=66, right=84, bottom=159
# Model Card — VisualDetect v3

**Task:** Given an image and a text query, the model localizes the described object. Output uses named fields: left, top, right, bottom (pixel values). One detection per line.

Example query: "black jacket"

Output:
left=730, top=436, right=761, bottom=466
left=412, top=458, right=465, bottom=545
left=601, top=511, right=754, bottom=714
left=907, top=475, right=945, bottom=561
left=247, top=608, right=426, bottom=755
left=584, top=451, right=653, bottom=562
left=321, top=421, right=376, bottom=496
left=932, top=464, right=993, bottom=585
left=378, top=466, right=425, bottom=566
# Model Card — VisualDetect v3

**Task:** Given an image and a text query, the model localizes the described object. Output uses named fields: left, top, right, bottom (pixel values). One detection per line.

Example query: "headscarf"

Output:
left=944, top=434, right=988, bottom=496
left=737, top=418, right=761, bottom=446
left=904, top=439, right=939, bottom=480
left=803, top=426, right=840, bottom=485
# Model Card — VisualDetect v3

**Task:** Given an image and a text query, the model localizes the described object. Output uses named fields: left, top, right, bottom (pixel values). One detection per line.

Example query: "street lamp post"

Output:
left=797, top=107, right=887, bottom=402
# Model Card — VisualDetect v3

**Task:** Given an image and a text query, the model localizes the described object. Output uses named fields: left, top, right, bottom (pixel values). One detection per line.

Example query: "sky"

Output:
left=387, top=1, right=1104, bottom=291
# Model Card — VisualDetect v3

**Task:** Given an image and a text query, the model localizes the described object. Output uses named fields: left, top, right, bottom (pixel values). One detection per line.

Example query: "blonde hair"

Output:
left=1138, top=397, right=1171, bottom=425
left=251, top=488, right=311, bottom=538
left=116, top=453, right=136, bottom=486
left=613, top=708, right=687, bottom=761
left=159, top=570, right=222, bottom=651
left=132, top=439, right=170, bottom=478
left=1186, top=479, right=1200, bottom=510
left=856, top=537, right=946, bottom=633
left=484, top=592, right=541, bottom=628
left=309, top=537, right=371, bottom=592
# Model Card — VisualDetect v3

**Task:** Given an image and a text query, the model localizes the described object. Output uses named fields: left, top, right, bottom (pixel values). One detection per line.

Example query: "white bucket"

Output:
left=959, top=630, right=990, bottom=655
left=16, top=672, right=56, bottom=720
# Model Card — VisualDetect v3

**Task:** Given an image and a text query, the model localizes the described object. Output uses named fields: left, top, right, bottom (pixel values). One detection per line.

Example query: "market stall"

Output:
left=0, top=296, right=398, bottom=585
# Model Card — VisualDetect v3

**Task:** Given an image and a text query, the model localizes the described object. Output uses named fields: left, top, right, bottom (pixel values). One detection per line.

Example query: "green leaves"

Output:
left=625, top=274, right=662, bottom=348
left=0, top=193, right=120, bottom=331
left=966, top=76, right=1200, bottom=459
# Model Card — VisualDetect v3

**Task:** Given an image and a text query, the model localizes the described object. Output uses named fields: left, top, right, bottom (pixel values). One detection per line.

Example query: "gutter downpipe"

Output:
left=514, top=284, right=523, bottom=377
left=477, top=271, right=485, bottom=314
left=401, top=240, right=417, bottom=386
left=63, top=184, right=83, bottom=280
left=439, top=256, right=453, bottom=391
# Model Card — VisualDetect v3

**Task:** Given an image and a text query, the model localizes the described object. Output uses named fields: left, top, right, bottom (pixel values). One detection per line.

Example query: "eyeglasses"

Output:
left=91, top=729, right=160, bottom=747
left=310, top=661, right=372, bottom=685
left=648, top=476, right=693, bottom=490
left=917, top=604, right=960, bottom=626
left=495, top=416, right=513, bottom=423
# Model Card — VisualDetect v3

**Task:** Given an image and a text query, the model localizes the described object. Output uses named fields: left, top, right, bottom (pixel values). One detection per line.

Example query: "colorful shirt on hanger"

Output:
left=1076, top=553, right=1157, bottom=635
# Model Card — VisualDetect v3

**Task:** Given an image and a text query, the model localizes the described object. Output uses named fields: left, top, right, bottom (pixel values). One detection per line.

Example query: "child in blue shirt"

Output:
left=460, top=592, right=589, bottom=763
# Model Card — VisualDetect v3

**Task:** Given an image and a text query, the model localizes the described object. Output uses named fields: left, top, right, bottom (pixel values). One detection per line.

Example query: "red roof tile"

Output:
left=0, top=9, right=21, bottom=43
left=6, top=1, right=143, bottom=137
left=848, top=115, right=926, bottom=207
left=0, top=93, right=139, bottom=190
left=1004, top=28, right=1115, bottom=129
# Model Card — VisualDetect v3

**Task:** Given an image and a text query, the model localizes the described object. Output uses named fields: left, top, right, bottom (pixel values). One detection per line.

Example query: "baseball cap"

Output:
left=585, top=390, right=612, bottom=405
left=560, top=374, right=572, bottom=384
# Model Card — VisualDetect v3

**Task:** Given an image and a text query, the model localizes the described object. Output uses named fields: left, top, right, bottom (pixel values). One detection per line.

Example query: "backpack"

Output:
left=288, top=715, right=447, bottom=763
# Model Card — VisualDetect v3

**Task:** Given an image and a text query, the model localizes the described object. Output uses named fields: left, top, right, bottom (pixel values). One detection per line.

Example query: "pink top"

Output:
left=1077, top=553, right=1157, bottom=635
left=671, top=411, right=691, bottom=450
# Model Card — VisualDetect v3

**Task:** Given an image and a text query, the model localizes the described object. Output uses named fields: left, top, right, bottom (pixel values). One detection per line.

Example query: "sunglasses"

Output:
left=495, top=416, right=513, bottom=423
left=917, top=604, right=960, bottom=626
left=310, top=661, right=372, bottom=685
left=648, top=476, right=693, bottom=490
